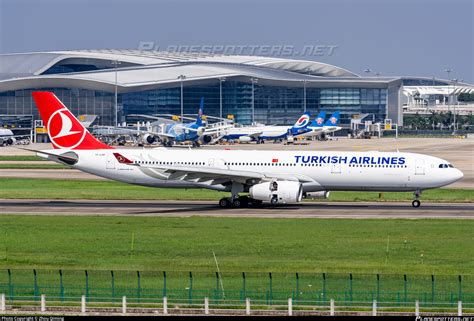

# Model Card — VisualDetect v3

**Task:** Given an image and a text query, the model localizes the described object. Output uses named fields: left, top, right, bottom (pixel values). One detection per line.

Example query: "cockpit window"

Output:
left=439, top=164, right=453, bottom=168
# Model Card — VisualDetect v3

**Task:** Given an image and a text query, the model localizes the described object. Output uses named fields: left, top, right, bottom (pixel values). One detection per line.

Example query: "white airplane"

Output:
left=222, top=112, right=312, bottom=143
left=0, top=128, right=15, bottom=146
left=0, top=128, right=30, bottom=146
left=30, top=92, right=463, bottom=208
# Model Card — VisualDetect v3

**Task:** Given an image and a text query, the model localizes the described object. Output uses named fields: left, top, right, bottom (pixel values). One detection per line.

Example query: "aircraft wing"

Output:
left=128, top=114, right=177, bottom=124
left=247, top=132, right=263, bottom=138
left=153, top=132, right=176, bottom=139
left=113, top=153, right=314, bottom=185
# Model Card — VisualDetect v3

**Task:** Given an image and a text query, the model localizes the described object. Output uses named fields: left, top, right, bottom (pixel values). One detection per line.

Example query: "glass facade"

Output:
left=0, top=82, right=388, bottom=127
left=0, top=88, right=115, bottom=126
left=123, top=82, right=387, bottom=126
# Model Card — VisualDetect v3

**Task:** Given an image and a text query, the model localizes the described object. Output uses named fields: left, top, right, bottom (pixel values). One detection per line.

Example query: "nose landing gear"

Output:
left=412, top=190, right=422, bottom=208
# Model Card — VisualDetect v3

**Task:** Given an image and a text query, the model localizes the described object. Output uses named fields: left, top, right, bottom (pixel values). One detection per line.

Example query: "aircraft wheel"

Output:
left=219, top=198, right=230, bottom=208
left=232, top=199, right=242, bottom=208
left=270, top=196, right=279, bottom=205
left=412, top=200, right=421, bottom=208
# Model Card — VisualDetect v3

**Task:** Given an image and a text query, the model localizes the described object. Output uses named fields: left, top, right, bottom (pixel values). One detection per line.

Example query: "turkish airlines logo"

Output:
left=330, top=117, right=337, bottom=125
left=47, top=108, right=86, bottom=149
left=294, top=114, right=310, bottom=128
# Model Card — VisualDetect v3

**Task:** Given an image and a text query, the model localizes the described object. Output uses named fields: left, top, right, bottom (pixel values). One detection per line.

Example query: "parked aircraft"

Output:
left=0, top=128, right=15, bottom=146
left=296, top=111, right=342, bottom=139
left=223, top=112, right=312, bottom=143
left=0, top=128, right=30, bottom=146
left=30, top=92, right=463, bottom=208
left=92, top=98, right=227, bottom=147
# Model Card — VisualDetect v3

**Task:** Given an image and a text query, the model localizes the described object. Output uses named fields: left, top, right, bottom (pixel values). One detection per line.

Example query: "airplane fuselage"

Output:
left=225, top=126, right=298, bottom=140
left=46, top=148, right=463, bottom=193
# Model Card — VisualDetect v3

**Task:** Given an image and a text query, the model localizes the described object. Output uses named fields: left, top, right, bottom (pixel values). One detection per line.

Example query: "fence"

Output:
left=0, top=295, right=471, bottom=316
left=0, top=270, right=472, bottom=307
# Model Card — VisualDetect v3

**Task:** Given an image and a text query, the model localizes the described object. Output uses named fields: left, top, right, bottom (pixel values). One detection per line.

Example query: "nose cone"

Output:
left=453, top=169, right=464, bottom=182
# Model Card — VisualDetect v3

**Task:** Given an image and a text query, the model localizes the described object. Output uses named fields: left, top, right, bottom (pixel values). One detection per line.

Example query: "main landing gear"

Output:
left=218, top=196, right=263, bottom=208
left=412, top=190, right=422, bottom=208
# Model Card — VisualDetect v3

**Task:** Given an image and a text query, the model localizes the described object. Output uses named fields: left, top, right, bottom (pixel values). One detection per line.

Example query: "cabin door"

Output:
left=415, top=159, right=425, bottom=175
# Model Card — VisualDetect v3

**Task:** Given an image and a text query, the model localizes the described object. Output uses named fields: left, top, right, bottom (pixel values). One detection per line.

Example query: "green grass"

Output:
left=0, top=215, right=472, bottom=274
left=0, top=164, right=68, bottom=169
left=0, top=156, right=43, bottom=161
left=0, top=215, right=472, bottom=303
left=0, top=177, right=472, bottom=202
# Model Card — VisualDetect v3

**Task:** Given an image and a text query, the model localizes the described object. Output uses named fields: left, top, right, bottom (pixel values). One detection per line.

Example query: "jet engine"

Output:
left=196, top=126, right=205, bottom=137
left=238, top=136, right=252, bottom=143
left=303, top=191, right=330, bottom=199
left=249, top=181, right=303, bottom=204
left=199, top=135, right=213, bottom=144
left=142, top=133, right=156, bottom=144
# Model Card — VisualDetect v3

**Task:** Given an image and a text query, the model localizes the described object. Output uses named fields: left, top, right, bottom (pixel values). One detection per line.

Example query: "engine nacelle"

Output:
left=303, top=191, right=330, bottom=199
left=238, top=136, right=252, bottom=143
left=249, top=181, right=303, bottom=204
left=200, top=134, right=212, bottom=144
left=142, top=134, right=156, bottom=144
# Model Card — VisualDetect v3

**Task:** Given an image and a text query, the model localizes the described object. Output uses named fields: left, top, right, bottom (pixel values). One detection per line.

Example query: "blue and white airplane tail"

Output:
left=195, top=97, right=204, bottom=126
left=289, top=112, right=311, bottom=135
left=325, top=111, right=340, bottom=126
left=308, top=111, right=327, bottom=128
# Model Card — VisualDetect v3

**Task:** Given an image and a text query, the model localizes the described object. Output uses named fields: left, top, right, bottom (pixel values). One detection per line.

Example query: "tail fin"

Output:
left=308, top=111, right=326, bottom=128
left=32, top=92, right=113, bottom=150
left=325, top=111, right=340, bottom=126
left=195, top=97, right=204, bottom=126
left=291, top=112, right=311, bottom=129
left=288, top=112, right=311, bottom=135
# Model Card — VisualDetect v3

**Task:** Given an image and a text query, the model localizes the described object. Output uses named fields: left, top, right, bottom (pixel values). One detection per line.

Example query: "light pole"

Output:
left=219, top=77, right=226, bottom=119
left=111, top=60, right=121, bottom=126
left=445, top=68, right=452, bottom=109
left=303, top=80, right=307, bottom=112
left=177, top=75, right=186, bottom=123
left=452, top=79, right=457, bottom=135
left=250, top=78, right=258, bottom=124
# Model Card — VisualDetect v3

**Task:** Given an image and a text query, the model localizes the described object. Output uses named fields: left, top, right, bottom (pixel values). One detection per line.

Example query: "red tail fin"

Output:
left=32, top=92, right=113, bottom=150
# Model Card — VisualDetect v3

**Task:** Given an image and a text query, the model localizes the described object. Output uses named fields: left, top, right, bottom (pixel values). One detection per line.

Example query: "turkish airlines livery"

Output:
left=31, top=92, right=463, bottom=208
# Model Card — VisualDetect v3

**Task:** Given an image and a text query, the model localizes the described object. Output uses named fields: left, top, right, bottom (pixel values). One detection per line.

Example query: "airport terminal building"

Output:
left=0, top=49, right=466, bottom=128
